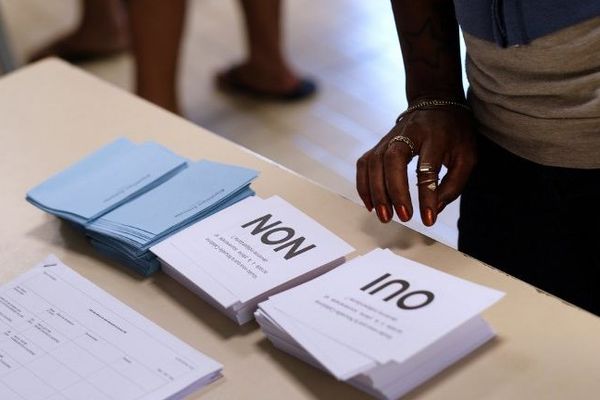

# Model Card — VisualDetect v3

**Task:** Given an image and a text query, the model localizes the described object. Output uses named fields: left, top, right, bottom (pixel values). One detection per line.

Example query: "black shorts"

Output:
left=458, top=135, right=600, bottom=315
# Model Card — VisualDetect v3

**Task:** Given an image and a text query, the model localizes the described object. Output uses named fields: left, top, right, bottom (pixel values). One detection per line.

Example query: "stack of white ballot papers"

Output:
left=0, top=255, right=222, bottom=400
left=255, top=248, right=504, bottom=400
left=151, top=195, right=355, bottom=324
left=26, top=138, right=258, bottom=276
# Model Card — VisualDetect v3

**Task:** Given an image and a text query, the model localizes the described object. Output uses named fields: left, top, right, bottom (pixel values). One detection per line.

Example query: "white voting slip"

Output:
left=151, top=195, right=354, bottom=324
left=0, top=256, right=222, bottom=400
left=256, top=248, right=504, bottom=400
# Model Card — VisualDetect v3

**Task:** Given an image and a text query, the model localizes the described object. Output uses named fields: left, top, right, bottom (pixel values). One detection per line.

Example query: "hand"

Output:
left=356, top=107, right=477, bottom=226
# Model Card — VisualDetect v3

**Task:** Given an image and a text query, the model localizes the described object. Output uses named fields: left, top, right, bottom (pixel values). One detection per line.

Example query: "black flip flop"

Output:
left=216, top=68, right=318, bottom=102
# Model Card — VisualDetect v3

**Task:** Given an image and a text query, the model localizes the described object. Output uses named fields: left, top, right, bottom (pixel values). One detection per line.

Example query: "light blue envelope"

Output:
left=89, top=186, right=255, bottom=276
left=27, top=138, right=187, bottom=225
left=26, top=137, right=259, bottom=277
left=87, top=159, right=258, bottom=253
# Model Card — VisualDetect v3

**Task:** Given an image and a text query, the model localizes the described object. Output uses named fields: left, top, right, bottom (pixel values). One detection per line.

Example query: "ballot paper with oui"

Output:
left=151, top=195, right=354, bottom=324
left=0, top=256, right=222, bottom=400
left=256, top=248, right=504, bottom=400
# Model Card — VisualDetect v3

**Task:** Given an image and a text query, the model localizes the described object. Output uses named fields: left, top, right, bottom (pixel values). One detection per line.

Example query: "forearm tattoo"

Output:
left=391, top=0, right=463, bottom=99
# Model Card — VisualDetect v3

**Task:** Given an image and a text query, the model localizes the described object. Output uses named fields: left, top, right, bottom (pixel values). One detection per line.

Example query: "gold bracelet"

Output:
left=396, top=99, right=471, bottom=124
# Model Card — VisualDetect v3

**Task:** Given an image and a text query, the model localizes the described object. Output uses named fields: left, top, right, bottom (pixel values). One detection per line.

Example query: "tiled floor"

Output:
left=1, top=0, right=467, bottom=247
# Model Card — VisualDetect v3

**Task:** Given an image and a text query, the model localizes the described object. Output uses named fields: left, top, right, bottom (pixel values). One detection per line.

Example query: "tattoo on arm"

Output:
left=391, top=0, right=463, bottom=100
left=401, top=18, right=447, bottom=69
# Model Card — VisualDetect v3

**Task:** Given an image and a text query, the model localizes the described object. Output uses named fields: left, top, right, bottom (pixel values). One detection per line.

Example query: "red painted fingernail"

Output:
left=397, top=205, right=410, bottom=222
left=367, top=204, right=373, bottom=212
left=376, top=205, right=391, bottom=223
left=424, top=208, right=436, bottom=226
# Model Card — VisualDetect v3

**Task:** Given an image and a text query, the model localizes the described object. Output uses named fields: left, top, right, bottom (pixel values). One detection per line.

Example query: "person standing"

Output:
left=356, top=1, right=600, bottom=315
left=31, top=0, right=316, bottom=113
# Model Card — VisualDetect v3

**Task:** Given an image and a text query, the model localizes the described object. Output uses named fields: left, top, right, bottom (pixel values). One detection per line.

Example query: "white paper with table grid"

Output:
left=0, top=256, right=221, bottom=400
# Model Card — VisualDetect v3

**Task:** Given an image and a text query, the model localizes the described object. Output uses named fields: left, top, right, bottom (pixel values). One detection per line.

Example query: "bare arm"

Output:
left=356, top=0, right=476, bottom=226
left=392, top=0, right=464, bottom=101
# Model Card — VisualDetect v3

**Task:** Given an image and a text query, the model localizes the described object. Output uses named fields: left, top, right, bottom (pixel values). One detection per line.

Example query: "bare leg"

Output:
left=29, top=0, right=129, bottom=62
left=126, top=0, right=186, bottom=113
left=217, top=0, right=316, bottom=98
left=239, top=0, right=297, bottom=90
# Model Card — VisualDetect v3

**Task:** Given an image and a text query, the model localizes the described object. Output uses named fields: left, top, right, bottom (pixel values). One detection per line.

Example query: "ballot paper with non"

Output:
left=255, top=248, right=504, bottom=400
left=0, top=255, right=222, bottom=400
left=26, top=138, right=258, bottom=276
left=151, top=195, right=355, bottom=324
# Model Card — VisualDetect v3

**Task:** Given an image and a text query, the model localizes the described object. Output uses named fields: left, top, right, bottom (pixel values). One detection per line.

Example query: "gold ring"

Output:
left=417, top=162, right=438, bottom=174
left=387, top=135, right=415, bottom=157
left=416, top=178, right=438, bottom=186
left=417, top=175, right=439, bottom=192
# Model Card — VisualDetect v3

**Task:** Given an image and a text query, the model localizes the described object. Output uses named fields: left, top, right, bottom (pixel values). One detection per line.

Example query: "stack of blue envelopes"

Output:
left=27, top=138, right=258, bottom=276
left=27, top=138, right=187, bottom=225
left=86, top=160, right=257, bottom=275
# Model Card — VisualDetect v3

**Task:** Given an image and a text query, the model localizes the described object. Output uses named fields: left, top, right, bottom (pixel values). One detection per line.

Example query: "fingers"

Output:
left=384, top=141, right=413, bottom=222
left=356, top=154, right=373, bottom=212
left=358, top=140, right=473, bottom=227
left=368, top=147, right=393, bottom=222
left=416, top=144, right=443, bottom=227
left=436, top=155, right=475, bottom=214
left=357, top=134, right=414, bottom=224
left=357, top=108, right=476, bottom=228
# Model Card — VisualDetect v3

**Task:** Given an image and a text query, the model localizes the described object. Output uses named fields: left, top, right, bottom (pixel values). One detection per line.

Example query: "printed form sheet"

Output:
left=0, top=256, right=221, bottom=400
